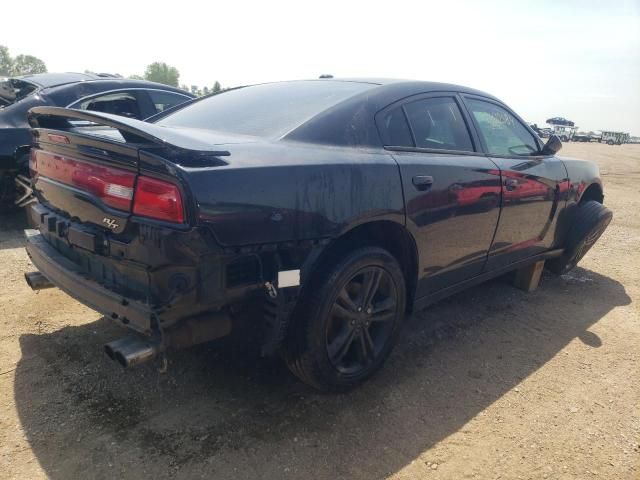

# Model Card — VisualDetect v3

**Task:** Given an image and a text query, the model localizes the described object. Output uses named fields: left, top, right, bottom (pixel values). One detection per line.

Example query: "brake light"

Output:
left=33, top=150, right=135, bottom=210
left=133, top=176, right=184, bottom=223
left=32, top=150, right=185, bottom=223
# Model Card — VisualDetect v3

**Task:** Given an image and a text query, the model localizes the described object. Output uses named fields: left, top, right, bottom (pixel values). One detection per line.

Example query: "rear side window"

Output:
left=379, top=107, right=413, bottom=146
left=466, top=99, right=539, bottom=156
left=0, top=79, right=38, bottom=108
left=72, top=91, right=142, bottom=119
left=148, top=90, right=190, bottom=113
left=404, top=97, right=473, bottom=151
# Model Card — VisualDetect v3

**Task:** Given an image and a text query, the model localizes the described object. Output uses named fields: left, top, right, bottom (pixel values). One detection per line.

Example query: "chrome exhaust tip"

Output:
left=24, top=271, right=55, bottom=290
left=104, top=336, right=160, bottom=368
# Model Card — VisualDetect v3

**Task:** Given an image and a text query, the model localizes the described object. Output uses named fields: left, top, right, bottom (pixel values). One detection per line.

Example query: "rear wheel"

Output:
left=285, top=247, right=406, bottom=391
left=547, top=200, right=612, bottom=275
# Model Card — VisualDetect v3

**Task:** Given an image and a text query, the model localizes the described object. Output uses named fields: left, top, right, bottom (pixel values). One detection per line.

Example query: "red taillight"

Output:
left=33, top=150, right=135, bottom=211
left=133, top=176, right=184, bottom=223
left=32, top=150, right=185, bottom=224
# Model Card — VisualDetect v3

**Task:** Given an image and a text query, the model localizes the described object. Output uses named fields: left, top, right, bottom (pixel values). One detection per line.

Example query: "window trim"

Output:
left=459, top=94, right=546, bottom=159
left=375, top=91, right=479, bottom=155
left=383, top=145, right=486, bottom=157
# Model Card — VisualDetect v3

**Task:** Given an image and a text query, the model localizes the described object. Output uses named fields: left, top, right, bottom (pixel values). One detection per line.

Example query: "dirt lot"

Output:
left=0, top=142, right=638, bottom=479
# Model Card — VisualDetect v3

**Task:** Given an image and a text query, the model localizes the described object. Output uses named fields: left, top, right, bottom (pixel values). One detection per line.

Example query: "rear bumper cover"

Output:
left=25, top=229, right=155, bottom=334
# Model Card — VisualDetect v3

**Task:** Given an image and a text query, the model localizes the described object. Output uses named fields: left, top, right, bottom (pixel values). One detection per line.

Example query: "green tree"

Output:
left=212, top=81, right=221, bottom=93
left=0, top=45, right=13, bottom=76
left=202, top=86, right=210, bottom=96
left=11, top=54, right=47, bottom=75
left=128, top=74, right=144, bottom=80
left=144, top=62, right=180, bottom=87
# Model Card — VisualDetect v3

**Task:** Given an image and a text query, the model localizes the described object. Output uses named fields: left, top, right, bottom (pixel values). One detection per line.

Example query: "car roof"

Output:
left=13, top=72, right=191, bottom=92
left=13, top=72, right=114, bottom=88
left=317, top=78, right=499, bottom=101
left=12, top=73, right=195, bottom=99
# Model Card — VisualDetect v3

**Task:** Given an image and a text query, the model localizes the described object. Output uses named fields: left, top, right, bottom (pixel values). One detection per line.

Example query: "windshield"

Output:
left=156, top=81, right=375, bottom=138
left=0, top=78, right=38, bottom=108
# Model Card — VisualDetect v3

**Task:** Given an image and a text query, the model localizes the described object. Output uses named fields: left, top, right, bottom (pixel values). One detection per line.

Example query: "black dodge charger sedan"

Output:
left=22, top=79, right=611, bottom=390
left=0, top=72, right=194, bottom=208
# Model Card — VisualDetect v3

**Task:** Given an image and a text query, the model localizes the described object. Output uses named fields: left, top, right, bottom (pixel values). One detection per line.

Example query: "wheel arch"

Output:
left=301, top=220, right=419, bottom=312
left=579, top=182, right=604, bottom=204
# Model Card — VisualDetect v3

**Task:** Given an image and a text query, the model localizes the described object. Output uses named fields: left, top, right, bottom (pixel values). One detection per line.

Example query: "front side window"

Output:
left=404, top=97, right=474, bottom=151
left=466, top=99, right=539, bottom=156
left=148, top=90, right=190, bottom=113
left=72, top=91, right=142, bottom=119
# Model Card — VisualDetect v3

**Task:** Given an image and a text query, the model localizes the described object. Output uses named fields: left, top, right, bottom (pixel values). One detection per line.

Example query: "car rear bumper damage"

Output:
left=23, top=201, right=306, bottom=366
left=25, top=229, right=156, bottom=333
left=25, top=229, right=235, bottom=366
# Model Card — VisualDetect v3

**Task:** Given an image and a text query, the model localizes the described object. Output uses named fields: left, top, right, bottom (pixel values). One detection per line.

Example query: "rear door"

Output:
left=462, top=96, right=568, bottom=269
left=377, top=93, right=502, bottom=297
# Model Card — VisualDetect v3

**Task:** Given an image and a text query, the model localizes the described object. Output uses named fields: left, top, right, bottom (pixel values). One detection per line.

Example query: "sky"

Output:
left=2, top=0, right=639, bottom=134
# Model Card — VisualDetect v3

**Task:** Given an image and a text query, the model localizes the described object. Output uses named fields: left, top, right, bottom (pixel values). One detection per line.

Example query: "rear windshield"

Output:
left=0, top=79, right=38, bottom=108
left=156, top=81, right=375, bottom=138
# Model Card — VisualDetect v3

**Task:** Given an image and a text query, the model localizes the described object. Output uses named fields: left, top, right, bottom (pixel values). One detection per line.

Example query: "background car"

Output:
left=545, top=116, right=575, bottom=127
left=0, top=72, right=195, bottom=208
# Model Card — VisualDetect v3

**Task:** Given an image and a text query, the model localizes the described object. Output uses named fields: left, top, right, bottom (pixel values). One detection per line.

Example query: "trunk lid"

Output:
left=28, top=106, right=237, bottom=233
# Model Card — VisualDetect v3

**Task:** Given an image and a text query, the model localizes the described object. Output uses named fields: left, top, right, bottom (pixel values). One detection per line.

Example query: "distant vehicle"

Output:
left=0, top=72, right=195, bottom=209
left=538, top=127, right=553, bottom=138
left=549, top=124, right=577, bottom=142
left=22, top=78, right=612, bottom=390
left=546, top=117, right=575, bottom=127
left=600, top=131, right=629, bottom=145
left=572, top=132, right=599, bottom=142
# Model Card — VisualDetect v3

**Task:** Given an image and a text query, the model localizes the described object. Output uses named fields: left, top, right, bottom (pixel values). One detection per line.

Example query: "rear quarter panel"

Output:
left=181, top=141, right=405, bottom=246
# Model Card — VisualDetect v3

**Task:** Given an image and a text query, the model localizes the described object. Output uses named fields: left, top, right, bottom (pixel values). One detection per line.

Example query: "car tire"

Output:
left=546, top=200, right=612, bottom=275
left=284, top=247, right=406, bottom=391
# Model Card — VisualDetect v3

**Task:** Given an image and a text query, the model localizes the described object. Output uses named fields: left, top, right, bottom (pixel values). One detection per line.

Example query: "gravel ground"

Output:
left=0, top=142, right=638, bottom=479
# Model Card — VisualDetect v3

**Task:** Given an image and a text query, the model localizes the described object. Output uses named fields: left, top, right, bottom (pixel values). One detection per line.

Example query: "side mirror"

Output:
left=542, top=134, right=563, bottom=155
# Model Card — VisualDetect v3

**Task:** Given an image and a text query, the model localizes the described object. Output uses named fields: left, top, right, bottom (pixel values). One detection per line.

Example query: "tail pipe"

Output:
left=24, top=271, right=55, bottom=290
left=104, top=336, right=159, bottom=368
left=104, top=310, right=232, bottom=368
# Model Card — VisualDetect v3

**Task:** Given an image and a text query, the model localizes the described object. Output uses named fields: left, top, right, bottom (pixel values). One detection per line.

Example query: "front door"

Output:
left=462, top=96, right=568, bottom=270
left=377, top=94, right=502, bottom=298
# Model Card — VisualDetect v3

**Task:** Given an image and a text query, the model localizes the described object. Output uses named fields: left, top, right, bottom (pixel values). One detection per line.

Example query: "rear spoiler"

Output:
left=27, top=106, right=231, bottom=160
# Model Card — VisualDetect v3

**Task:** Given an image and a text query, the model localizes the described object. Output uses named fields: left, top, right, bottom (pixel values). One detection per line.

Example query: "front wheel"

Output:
left=547, top=200, right=612, bottom=275
left=285, top=247, right=406, bottom=391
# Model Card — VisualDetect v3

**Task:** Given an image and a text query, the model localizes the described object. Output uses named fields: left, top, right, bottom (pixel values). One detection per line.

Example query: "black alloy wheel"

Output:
left=325, top=266, right=399, bottom=374
left=285, top=247, right=406, bottom=391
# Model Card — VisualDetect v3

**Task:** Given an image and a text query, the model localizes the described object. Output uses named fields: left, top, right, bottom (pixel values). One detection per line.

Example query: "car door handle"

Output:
left=504, top=178, right=518, bottom=191
left=412, top=175, right=434, bottom=190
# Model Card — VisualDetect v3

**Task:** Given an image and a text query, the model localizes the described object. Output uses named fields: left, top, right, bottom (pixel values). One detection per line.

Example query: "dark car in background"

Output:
left=0, top=72, right=194, bottom=208
left=546, top=116, right=575, bottom=127
left=22, top=79, right=612, bottom=390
